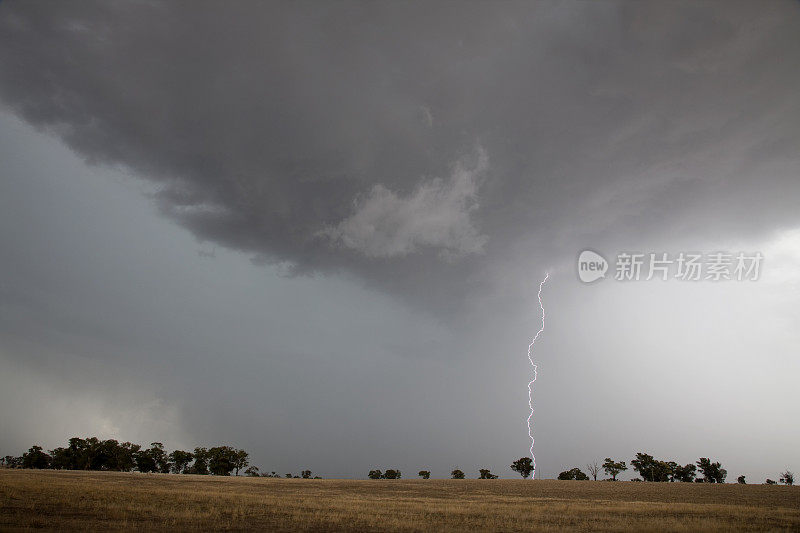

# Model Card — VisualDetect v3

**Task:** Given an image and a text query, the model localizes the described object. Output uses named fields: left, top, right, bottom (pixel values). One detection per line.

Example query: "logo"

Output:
left=578, top=250, right=608, bottom=283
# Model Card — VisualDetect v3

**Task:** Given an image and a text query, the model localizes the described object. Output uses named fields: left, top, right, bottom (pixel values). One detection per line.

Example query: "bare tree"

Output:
left=586, top=461, right=600, bottom=481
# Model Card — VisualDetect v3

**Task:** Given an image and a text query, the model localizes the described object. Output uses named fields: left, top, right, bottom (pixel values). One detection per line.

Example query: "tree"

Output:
left=134, top=447, right=158, bottom=473
left=602, top=458, right=627, bottom=481
left=737, top=475, right=746, bottom=484
left=3, top=455, right=22, bottom=468
left=21, top=445, right=51, bottom=469
left=244, top=466, right=260, bottom=477
left=586, top=461, right=600, bottom=481
left=510, top=457, right=534, bottom=479
left=780, top=471, right=794, bottom=486
left=673, top=464, right=696, bottom=483
left=233, top=449, right=249, bottom=476
left=191, top=447, right=209, bottom=475
left=169, top=450, right=194, bottom=474
left=766, top=479, right=776, bottom=485
left=111, top=441, right=139, bottom=472
left=148, top=442, right=171, bottom=474
left=696, top=458, right=726, bottom=484
left=558, top=467, right=589, bottom=480
left=301, top=470, right=312, bottom=479
left=478, top=469, right=498, bottom=479
left=208, top=446, right=237, bottom=476
left=418, top=470, right=431, bottom=479
left=451, top=469, right=465, bottom=479
left=383, top=469, right=401, bottom=479
left=285, top=473, right=293, bottom=478
left=368, top=470, right=382, bottom=479
left=630, top=453, right=674, bottom=482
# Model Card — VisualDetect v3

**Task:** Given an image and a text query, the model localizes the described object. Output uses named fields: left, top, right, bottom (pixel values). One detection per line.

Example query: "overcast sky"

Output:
left=1, top=1, right=799, bottom=480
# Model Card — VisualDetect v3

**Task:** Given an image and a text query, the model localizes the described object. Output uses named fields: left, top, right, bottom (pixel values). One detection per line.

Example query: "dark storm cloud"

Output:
left=1, top=0, right=799, bottom=308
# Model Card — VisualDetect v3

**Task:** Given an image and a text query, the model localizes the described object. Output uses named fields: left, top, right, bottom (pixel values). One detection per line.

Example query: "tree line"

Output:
left=368, top=454, right=794, bottom=484
left=0, top=437, right=319, bottom=479
left=553, top=453, right=793, bottom=485
left=4, top=440, right=793, bottom=484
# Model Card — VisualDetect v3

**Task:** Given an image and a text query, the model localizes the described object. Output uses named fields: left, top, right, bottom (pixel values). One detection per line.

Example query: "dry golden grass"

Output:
left=1, top=469, right=799, bottom=531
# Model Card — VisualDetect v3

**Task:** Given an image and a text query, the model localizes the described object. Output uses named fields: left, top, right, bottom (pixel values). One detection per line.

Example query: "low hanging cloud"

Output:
left=323, top=149, right=488, bottom=259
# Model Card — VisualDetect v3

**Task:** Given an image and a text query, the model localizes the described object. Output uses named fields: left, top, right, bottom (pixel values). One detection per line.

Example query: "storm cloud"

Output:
left=1, top=1, right=799, bottom=480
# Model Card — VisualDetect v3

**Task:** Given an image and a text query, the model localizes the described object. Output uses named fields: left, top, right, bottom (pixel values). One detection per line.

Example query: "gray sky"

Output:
left=1, top=1, right=799, bottom=480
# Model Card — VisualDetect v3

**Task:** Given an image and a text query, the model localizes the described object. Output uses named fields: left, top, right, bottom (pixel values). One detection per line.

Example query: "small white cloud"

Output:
left=323, top=148, right=489, bottom=259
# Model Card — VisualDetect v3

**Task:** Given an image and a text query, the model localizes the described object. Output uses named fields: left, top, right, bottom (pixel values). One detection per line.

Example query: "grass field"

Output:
left=1, top=469, right=799, bottom=531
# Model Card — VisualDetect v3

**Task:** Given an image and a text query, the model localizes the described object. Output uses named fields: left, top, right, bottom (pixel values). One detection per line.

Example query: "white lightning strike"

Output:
left=526, top=272, right=549, bottom=479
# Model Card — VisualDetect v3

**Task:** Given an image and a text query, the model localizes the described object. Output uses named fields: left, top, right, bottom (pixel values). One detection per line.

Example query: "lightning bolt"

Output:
left=527, top=272, right=549, bottom=479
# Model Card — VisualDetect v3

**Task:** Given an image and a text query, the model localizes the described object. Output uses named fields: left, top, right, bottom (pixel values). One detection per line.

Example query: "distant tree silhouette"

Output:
left=148, top=442, right=171, bottom=473
left=586, top=461, right=600, bottom=481
left=208, top=446, right=238, bottom=476
left=6, top=437, right=251, bottom=476
left=301, top=470, right=312, bottom=479
left=558, top=467, right=589, bottom=480
left=631, top=453, right=674, bottom=482
left=602, top=458, right=627, bottom=481
left=780, top=471, right=794, bottom=486
left=478, top=468, right=498, bottom=479
left=510, top=457, right=534, bottom=479
left=21, top=446, right=51, bottom=469
left=451, top=469, right=465, bottom=479
left=368, top=469, right=382, bottom=479
left=3, top=455, right=22, bottom=468
left=696, top=458, right=726, bottom=483
left=169, top=450, right=194, bottom=474
left=383, top=469, right=401, bottom=479
left=673, top=463, right=696, bottom=483
left=244, top=466, right=260, bottom=477
left=233, top=449, right=249, bottom=476
left=766, top=479, right=777, bottom=485
left=737, top=475, right=746, bottom=484
left=191, top=447, right=210, bottom=475
left=418, top=470, right=431, bottom=479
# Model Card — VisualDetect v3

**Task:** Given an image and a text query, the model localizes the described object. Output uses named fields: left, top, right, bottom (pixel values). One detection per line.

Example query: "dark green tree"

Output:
left=602, top=458, right=627, bottom=481
left=21, top=445, right=51, bottom=469
left=233, top=449, right=249, bottom=476
left=451, top=469, right=465, bottom=479
left=134, top=447, right=158, bottom=473
left=696, top=458, right=726, bottom=483
left=673, top=463, right=696, bottom=482
left=368, top=469, right=382, bottom=479
left=301, top=470, right=312, bottom=479
left=208, top=446, right=237, bottom=475
left=191, top=448, right=209, bottom=475
left=148, top=442, right=171, bottom=474
left=478, top=468, right=498, bottom=479
left=737, top=475, right=746, bottom=484
left=244, top=466, right=260, bottom=477
left=418, top=470, right=431, bottom=479
left=558, top=467, right=589, bottom=480
left=780, top=471, right=794, bottom=486
left=169, top=450, right=194, bottom=474
left=383, top=469, right=401, bottom=479
left=510, top=457, right=534, bottom=479
left=631, top=453, right=674, bottom=482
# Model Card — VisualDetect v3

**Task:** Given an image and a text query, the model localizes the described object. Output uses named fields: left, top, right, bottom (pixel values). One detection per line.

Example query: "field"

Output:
left=1, top=469, right=799, bottom=531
